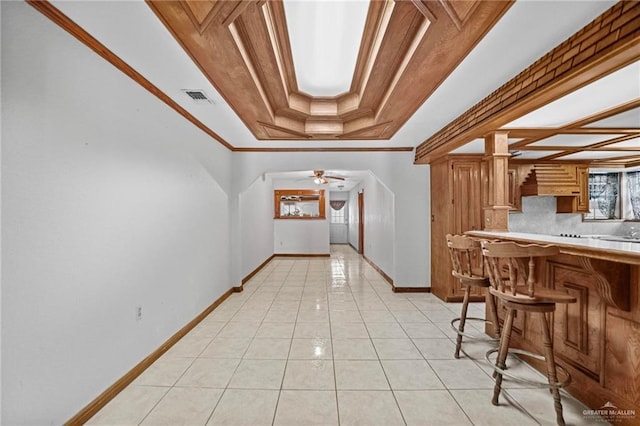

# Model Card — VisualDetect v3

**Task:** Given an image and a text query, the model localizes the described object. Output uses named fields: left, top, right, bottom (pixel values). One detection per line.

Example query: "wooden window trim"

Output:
left=274, top=189, right=326, bottom=220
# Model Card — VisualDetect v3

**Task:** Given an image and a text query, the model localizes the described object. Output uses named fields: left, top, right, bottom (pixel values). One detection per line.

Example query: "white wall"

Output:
left=0, top=1, right=3, bottom=418
left=2, top=3, right=232, bottom=424
left=274, top=220, right=330, bottom=254
left=510, top=196, right=633, bottom=236
left=359, top=174, right=395, bottom=278
left=239, top=175, right=274, bottom=278
left=330, top=191, right=350, bottom=201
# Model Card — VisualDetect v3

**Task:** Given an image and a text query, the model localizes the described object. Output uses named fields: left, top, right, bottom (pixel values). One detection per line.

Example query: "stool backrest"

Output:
left=446, top=234, right=483, bottom=280
left=480, top=241, right=559, bottom=298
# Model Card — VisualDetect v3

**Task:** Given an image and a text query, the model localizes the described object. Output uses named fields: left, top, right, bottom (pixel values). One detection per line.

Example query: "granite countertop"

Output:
left=465, top=230, right=640, bottom=265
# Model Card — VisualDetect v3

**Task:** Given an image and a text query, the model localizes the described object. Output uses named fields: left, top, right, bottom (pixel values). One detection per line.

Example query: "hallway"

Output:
left=87, top=246, right=594, bottom=425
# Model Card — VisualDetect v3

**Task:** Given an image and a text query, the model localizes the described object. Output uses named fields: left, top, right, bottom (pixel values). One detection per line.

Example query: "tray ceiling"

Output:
left=34, top=0, right=624, bottom=154
left=147, top=0, right=513, bottom=140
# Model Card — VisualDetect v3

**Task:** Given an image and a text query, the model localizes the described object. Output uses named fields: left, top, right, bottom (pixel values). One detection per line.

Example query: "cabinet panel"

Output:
left=430, top=160, right=454, bottom=301
left=508, top=168, right=518, bottom=210
left=577, top=166, right=590, bottom=213
left=452, top=161, right=482, bottom=233
left=605, top=314, right=640, bottom=406
left=549, top=261, right=603, bottom=378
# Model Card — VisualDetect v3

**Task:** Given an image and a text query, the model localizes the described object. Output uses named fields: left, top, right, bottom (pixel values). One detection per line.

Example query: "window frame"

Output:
left=583, top=171, right=640, bottom=222
left=274, top=189, right=326, bottom=220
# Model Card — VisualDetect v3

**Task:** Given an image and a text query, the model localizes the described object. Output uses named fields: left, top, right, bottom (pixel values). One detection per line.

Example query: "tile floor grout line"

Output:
left=327, top=249, right=342, bottom=426
left=350, top=260, right=409, bottom=426
left=210, top=261, right=289, bottom=425
left=270, top=263, right=305, bottom=426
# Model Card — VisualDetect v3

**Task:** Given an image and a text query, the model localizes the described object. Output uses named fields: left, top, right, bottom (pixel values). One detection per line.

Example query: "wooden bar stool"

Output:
left=481, top=240, right=576, bottom=426
left=446, top=234, right=501, bottom=359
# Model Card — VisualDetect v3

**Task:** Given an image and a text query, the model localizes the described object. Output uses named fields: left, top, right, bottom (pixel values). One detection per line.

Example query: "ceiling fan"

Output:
left=309, top=170, right=345, bottom=185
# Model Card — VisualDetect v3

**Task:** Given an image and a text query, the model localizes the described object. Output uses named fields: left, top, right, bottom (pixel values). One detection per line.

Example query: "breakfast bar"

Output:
left=467, top=230, right=640, bottom=423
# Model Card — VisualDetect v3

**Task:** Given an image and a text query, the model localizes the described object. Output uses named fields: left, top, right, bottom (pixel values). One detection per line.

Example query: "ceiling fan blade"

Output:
left=324, top=175, right=345, bottom=180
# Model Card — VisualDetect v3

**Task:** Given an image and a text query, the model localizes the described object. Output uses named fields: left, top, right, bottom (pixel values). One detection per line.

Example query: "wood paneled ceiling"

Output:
left=506, top=99, right=640, bottom=167
left=147, top=0, right=513, bottom=140
left=417, top=1, right=640, bottom=167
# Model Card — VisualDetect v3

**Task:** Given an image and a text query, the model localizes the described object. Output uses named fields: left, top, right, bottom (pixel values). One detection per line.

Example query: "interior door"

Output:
left=330, top=201, right=348, bottom=244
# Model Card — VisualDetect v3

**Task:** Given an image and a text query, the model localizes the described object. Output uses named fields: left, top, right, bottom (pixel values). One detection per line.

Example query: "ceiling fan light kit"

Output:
left=310, top=170, right=345, bottom=185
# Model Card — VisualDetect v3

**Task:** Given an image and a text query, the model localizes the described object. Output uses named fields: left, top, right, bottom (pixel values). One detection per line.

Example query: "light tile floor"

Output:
left=88, top=245, right=604, bottom=425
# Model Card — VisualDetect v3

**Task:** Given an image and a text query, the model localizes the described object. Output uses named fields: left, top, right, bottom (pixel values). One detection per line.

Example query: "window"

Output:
left=584, top=173, right=620, bottom=220
left=584, top=171, right=640, bottom=221
left=331, top=203, right=346, bottom=224
left=274, top=189, right=326, bottom=219
left=625, top=171, right=640, bottom=220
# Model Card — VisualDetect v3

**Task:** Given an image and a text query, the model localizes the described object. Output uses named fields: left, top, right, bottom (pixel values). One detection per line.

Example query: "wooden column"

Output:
left=483, top=132, right=510, bottom=231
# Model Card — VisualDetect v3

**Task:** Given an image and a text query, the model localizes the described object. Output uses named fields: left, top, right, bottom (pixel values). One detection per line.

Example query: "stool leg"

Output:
left=539, top=312, right=565, bottom=426
left=486, top=290, right=501, bottom=338
left=492, top=307, right=514, bottom=406
left=454, top=285, right=471, bottom=358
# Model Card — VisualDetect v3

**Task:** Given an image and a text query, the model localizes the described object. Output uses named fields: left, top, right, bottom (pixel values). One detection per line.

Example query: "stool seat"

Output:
left=481, top=240, right=576, bottom=426
left=489, top=286, right=576, bottom=305
left=447, top=234, right=501, bottom=359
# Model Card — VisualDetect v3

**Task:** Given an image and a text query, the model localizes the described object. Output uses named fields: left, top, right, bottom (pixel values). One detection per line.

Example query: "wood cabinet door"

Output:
left=507, top=167, right=522, bottom=211
left=549, top=261, right=603, bottom=378
left=577, top=166, right=590, bottom=213
left=430, top=161, right=453, bottom=300
left=452, top=161, right=482, bottom=234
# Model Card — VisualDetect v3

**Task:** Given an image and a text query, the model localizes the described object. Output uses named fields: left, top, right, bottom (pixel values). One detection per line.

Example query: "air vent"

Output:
left=181, top=89, right=214, bottom=104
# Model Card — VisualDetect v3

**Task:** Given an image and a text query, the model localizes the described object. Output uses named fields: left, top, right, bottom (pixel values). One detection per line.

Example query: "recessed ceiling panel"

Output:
left=450, top=138, right=484, bottom=154
left=502, top=61, right=640, bottom=128
left=514, top=150, right=562, bottom=160
left=284, top=0, right=369, bottom=96
left=558, top=150, right=640, bottom=160
left=147, top=0, right=512, bottom=139
left=584, top=106, right=640, bottom=128
left=450, top=137, right=523, bottom=154
left=607, top=137, right=640, bottom=148
left=530, top=134, right=626, bottom=147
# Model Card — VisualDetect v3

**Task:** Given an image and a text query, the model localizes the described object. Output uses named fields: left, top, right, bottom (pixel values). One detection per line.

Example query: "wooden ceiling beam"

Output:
left=415, top=1, right=640, bottom=163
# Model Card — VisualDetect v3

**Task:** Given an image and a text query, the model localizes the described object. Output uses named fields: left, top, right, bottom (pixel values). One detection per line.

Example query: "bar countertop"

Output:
left=465, top=230, right=640, bottom=265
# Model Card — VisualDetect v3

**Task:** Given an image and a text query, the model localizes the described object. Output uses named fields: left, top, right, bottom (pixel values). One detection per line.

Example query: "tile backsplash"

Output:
left=509, top=196, right=635, bottom=236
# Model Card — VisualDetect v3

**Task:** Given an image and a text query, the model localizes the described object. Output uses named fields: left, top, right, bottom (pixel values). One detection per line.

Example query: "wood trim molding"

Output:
left=242, top=254, right=276, bottom=284
left=274, top=253, right=331, bottom=258
left=393, top=286, right=431, bottom=293
left=415, top=1, right=640, bottom=164
left=233, top=147, right=414, bottom=152
left=64, top=286, right=240, bottom=425
left=362, top=256, right=428, bottom=292
left=363, top=255, right=393, bottom=285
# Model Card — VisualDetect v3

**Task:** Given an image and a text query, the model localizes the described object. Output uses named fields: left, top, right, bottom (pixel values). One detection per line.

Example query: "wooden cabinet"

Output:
left=430, top=156, right=484, bottom=302
left=511, top=163, right=589, bottom=213
left=577, top=166, right=590, bottom=212
left=477, top=237, right=639, bottom=424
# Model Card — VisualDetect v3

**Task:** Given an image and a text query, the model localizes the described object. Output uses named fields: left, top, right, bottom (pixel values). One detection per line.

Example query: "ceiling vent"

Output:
left=182, top=89, right=214, bottom=104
